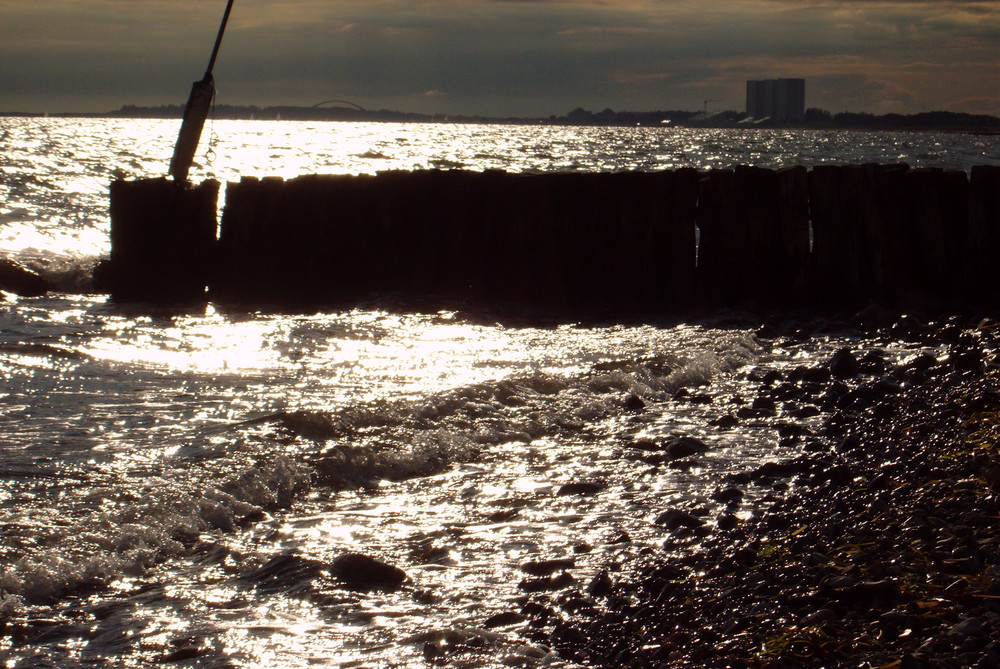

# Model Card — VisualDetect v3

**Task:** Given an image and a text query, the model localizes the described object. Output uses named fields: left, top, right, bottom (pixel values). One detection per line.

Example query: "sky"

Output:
left=2, top=0, right=999, bottom=118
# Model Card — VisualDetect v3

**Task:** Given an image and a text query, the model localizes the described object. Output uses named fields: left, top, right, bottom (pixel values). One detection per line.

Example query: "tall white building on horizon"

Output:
left=746, top=78, right=805, bottom=121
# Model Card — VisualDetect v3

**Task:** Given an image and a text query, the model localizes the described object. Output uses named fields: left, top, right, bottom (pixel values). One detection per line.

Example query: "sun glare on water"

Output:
left=79, top=307, right=532, bottom=399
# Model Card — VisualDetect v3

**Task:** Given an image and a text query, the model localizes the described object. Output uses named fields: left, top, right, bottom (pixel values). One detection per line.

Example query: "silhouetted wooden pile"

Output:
left=101, top=178, right=219, bottom=303
left=104, top=165, right=1000, bottom=310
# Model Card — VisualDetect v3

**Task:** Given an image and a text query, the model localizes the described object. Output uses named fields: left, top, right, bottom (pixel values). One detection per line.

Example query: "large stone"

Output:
left=521, top=559, right=574, bottom=576
left=556, top=481, right=606, bottom=496
left=663, top=436, right=710, bottom=460
left=829, top=347, right=860, bottom=379
left=654, top=509, right=705, bottom=530
left=330, top=553, right=408, bottom=590
left=0, top=257, right=49, bottom=297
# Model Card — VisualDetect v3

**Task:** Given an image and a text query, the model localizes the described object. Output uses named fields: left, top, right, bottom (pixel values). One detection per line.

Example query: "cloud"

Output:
left=1, top=0, right=998, bottom=115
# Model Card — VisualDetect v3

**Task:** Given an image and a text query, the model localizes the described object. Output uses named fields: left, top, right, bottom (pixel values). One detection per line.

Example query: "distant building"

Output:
left=746, top=79, right=805, bottom=122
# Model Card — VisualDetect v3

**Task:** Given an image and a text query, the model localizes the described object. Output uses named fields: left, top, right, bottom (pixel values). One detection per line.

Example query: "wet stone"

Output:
left=663, top=436, right=710, bottom=460
left=483, top=611, right=526, bottom=628
left=160, top=645, right=206, bottom=663
left=0, top=257, right=50, bottom=297
left=654, top=509, right=705, bottom=531
left=586, top=571, right=614, bottom=598
left=750, top=459, right=814, bottom=480
left=556, top=480, right=607, bottom=496
left=710, top=414, right=739, bottom=428
left=622, top=393, right=645, bottom=411
left=160, top=636, right=208, bottom=663
left=667, top=457, right=700, bottom=471
left=711, top=487, right=744, bottom=504
left=239, top=552, right=324, bottom=590
left=628, top=439, right=661, bottom=451
left=776, top=422, right=809, bottom=439
left=900, top=352, right=937, bottom=373
left=800, top=608, right=838, bottom=625
left=830, top=347, right=860, bottom=379
left=858, top=350, right=888, bottom=374
left=486, top=508, right=521, bottom=523
left=800, top=365, right=832, bottom=383
left=606, top=530, right=630, bottom=544
left=802, top=440, right=827, bottom=454
left=949, top=350, right=984, bottom=374
left=771, top=381, right=800, bottom=400
left=519, top=572, right=574, bottom=592
left=792, top=404, right=822, bottom=418
left=521, top=558, right=574, bottom=577
left=951, top=618, right=986, bottom=637
left=837, top=434, right=862, bottom=453
left=330, top=553, right=408, bottom=591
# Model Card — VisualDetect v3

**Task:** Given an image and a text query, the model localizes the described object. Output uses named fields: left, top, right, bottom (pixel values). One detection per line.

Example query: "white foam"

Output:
left=0, top=454, right=311, bottom=609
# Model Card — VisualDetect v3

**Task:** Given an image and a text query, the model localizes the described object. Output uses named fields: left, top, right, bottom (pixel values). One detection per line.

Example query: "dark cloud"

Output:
left=1, top=0, right=998, bottom=115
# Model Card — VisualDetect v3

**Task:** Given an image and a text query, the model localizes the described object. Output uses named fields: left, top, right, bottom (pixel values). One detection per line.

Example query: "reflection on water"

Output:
left=0, top=290, right=794, bottom=666
left=1, top=117, right=997, bottom=265
left=0, top=118, right=980, bottom=666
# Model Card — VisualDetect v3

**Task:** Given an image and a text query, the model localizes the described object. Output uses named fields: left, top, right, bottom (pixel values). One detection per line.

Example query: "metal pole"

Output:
left=169, top=0, right=236, bottom=183
left=204, top=0, right=236, bottom=79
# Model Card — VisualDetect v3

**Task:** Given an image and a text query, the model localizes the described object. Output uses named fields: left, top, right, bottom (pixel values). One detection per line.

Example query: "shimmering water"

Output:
left=0, top=118, right=996, bottom=667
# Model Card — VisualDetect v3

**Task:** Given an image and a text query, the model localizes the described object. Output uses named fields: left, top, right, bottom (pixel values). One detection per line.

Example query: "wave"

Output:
left=31, top=254, right=102, bottom=293
left=0, top=332, right=760, bottom=615
left=0, top=453, right=310, bottom=610
left=257, top=340, right=759, bottom=488
left=0, top=251, right=102, bottom=294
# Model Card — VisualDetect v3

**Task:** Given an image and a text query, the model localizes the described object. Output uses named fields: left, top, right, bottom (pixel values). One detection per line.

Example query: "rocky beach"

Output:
left=489, top=310, right=1000, bottom=668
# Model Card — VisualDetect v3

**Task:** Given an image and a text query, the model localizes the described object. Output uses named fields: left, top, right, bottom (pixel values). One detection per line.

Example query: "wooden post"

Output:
left=695, top=169, right=736, bottom=305
left=775, top=166, right=810, bottom=303
left=645, top=169, right=698, bottom=308
left=968, top=165, right=1000, bottom=304
left=807, top=165, right=881, bottom=307
left=901, top=168, right=968, bottom=299
left=737, top=165, right=785, bottom=306
left=105, top=178, right=218, bottom=303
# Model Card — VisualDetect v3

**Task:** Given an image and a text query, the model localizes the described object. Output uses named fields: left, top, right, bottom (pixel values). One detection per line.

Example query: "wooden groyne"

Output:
left=102, top=164, right=1000, bottom=311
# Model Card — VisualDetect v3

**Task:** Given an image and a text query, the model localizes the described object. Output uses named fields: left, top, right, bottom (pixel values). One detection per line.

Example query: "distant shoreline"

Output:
left=3, top=105, right=999, bottom=134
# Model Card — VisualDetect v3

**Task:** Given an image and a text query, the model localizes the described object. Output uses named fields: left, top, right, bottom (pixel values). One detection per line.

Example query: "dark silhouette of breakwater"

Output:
left=101, top=164, right=1000, bottom=312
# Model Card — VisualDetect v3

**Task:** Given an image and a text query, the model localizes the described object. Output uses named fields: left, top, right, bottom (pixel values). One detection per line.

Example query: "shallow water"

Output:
left=0, top=117, right=993, bottom=667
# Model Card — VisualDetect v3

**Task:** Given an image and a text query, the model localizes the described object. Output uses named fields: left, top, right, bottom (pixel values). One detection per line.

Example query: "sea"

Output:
left=0, top=117, right=997, bottom=668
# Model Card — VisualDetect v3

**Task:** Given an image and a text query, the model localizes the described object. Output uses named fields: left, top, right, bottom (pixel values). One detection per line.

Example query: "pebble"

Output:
left=951, top=618, right=986, bottom=637
left=513, top=314, right=1000, bottom=668
left=800, top=608, right=837, bottom=625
